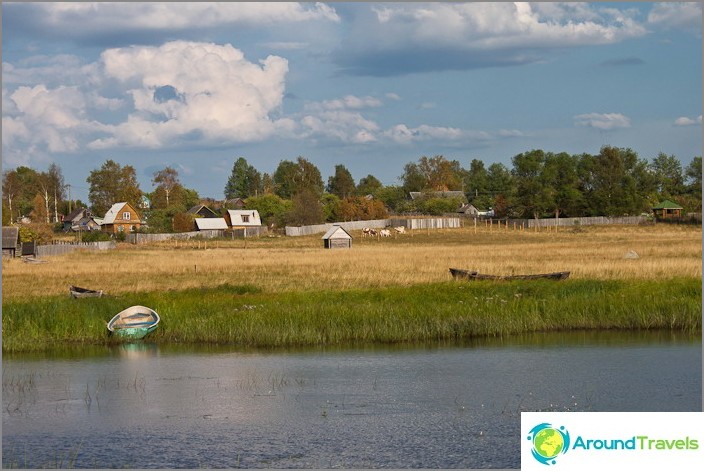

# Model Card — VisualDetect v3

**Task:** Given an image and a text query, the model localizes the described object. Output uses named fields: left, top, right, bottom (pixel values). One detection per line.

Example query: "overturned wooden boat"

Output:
left=449, top=268, right=570, bottom=281
left=107, top=305, right=160, bottom=340
left=69, top=285, right=103, bottom=298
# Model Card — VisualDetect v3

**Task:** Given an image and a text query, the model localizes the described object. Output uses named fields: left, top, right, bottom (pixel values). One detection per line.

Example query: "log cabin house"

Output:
left=101, top=202, right=142, bottom=234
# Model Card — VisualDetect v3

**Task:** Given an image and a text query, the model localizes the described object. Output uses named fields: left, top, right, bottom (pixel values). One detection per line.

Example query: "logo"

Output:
left=527, top=423, right=571, bottom=465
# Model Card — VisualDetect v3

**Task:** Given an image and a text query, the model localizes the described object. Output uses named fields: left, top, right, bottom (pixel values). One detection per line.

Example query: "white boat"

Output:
left=107, top=305, right=160, bottom=340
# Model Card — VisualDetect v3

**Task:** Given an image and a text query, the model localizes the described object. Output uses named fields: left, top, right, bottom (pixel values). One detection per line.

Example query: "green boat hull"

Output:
left=112, top=325, right=158, bottom=340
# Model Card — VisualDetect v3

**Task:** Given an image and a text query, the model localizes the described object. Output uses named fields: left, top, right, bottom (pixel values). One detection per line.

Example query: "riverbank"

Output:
left=2, top=278, right=700, bottom=353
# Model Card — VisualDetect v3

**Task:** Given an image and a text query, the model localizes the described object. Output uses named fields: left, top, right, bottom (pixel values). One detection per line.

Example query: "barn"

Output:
left=322, top=225, right=352, bottom=249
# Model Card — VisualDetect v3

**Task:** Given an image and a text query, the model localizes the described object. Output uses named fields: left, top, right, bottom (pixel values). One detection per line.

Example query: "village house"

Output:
left=187, top=204, right=219, bottom=218
left=101, top=202, right=142, bottom=234
left=225, top=209, right=262, bottom=237
left=63, top=207, right=101, bottom=232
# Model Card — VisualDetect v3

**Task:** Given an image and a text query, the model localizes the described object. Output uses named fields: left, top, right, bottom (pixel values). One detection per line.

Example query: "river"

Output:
left=2, top=331, right=701, bottom=468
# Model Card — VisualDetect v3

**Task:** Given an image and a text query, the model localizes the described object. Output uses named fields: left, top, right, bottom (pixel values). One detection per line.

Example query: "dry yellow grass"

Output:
left=2, top=223, right=701, bottom=301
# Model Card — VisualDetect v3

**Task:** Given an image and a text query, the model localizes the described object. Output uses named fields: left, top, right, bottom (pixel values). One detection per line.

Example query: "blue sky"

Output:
left=2, top=2, right=702, bottom=203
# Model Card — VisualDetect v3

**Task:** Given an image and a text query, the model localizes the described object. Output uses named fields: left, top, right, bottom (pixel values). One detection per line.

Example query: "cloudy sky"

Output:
left=2, top=2, right=701, bottom=203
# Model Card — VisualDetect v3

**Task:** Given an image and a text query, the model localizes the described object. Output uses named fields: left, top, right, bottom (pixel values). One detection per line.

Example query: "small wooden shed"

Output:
left=2, top=226, right=20, bottom=258
left=652, top=200, right=683, bottom=219
left=322, top=225, right=352, bottom=249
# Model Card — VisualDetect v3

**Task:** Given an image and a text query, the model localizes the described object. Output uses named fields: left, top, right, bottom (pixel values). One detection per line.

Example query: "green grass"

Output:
left=2, top=278, right=701, bottom=353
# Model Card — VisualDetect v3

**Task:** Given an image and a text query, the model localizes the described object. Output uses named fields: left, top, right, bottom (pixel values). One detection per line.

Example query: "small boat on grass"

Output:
left=69, top=285, right=103, bottom=298
left=107, top=305, right=160, bottom=340
left=449, top=268, right=570, bottom=281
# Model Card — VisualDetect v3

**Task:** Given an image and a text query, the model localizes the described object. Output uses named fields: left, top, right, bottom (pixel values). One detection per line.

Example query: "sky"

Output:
left=2, top=2, right=702, bottom=204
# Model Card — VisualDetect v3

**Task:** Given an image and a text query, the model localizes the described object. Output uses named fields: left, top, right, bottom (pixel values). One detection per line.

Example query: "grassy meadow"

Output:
left=2, top=223, right=701, bottom=352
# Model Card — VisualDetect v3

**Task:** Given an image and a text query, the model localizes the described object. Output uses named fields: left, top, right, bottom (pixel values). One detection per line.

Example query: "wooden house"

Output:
left=652, top=200, right=683, bottom=220
left=322, top=225, right=352, bottom=249
left=101, top=202, right=142, bottom=234
left=225, top=198, right=246, bottom=209
left=225, top=210, right=261, bottom=228
left=2, top=226, right=20, bottom=258
left=187, top=204, right=219, bottom=218
left=63, top=208, right=100, bottom=232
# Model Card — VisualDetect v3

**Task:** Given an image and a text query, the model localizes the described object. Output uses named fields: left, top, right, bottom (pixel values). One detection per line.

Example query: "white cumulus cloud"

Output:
left=91, top=41, right=293, bottom=148
left=648, top=2, right=702, bottom=32
left=674, top=116, right=703, bottom=126
left=573, top=112, right=631, bottom=130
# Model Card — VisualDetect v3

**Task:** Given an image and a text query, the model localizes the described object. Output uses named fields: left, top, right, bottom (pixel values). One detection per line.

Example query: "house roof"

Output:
left=195, top=218, right=229, bottom=230
left=226, top=209, right=261, bottom=226
left=187, top=204, right=218, bottom=217
left=65, top=207, right=88, bottom=223
left=322, top=225, right=352, bottom=240
left=2, top=226, right=19, bottom=249
left=409, top=190, right=466, bottom=200
left=652, top=200, right=683, bottom=210
left=103, top=202, right=139, bottom=224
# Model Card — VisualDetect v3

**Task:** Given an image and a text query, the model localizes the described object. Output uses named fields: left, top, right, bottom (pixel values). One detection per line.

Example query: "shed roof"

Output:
left=652, top=200, right=683, bottom=210
left=322, top=225, right=352, bottom=240
left=2, top=226, right=20, bottom=249
left=195, top=218, right=229, bottom=230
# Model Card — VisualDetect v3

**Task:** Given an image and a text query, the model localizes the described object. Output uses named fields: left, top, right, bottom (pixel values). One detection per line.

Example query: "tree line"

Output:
left=3, top=146, right=701, bottom=235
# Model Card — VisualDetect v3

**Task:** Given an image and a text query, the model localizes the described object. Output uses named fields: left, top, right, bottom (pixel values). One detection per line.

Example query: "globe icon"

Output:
left=533, top=428, right=564, bottom=459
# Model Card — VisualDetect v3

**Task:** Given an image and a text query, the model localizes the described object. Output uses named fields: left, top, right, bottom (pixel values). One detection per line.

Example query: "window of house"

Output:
left=118, top=225, right=124, bottom=232
left=123, top=212, right=131, bottom=220
left=242, top=215, right=249, bottom=223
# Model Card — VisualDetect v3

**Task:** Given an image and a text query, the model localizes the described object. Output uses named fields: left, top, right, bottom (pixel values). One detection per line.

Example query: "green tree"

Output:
left=374, top=185, right=407, bottom=213
left=685, top=156, right=702, bottom=199
left=511, top=149, right=553, bottom=218
left=225, top=157, right=262, bottom=200
left=586, top=146, right=650, bottom=216
left=542, top=152, right=585, bottom=217
left=245, top=194, right=292, bottom=229
left=326, top=164, right=356, bottom=199
left=418, top=155, right=464, bottom=191
left=465, top=159, right=490, bottom=207
left=152, top=166, right=181, bottom=208
left=87, top=159, right=142, bottom=216
left=286, top=188, right=325, bottom=225
left=400, top=162, right=427, bottom=193
left=650, top=153, right=685, bottom=198
left=356, top=174, right=383, bottom=196
left=273, top=157, right=324, bottom=199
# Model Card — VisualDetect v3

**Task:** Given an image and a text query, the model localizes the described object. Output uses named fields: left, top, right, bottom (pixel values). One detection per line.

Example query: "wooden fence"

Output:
left=285, top=217, right=461, bottom=236
left=505, top=216, right=647, bottom=228
left=127, top=226, right=267, bottom=244
left=36, top=241, right=116, bottom=257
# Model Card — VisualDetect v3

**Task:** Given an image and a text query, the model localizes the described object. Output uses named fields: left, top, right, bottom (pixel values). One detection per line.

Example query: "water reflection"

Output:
left=3, top=331, right=701, bottom=468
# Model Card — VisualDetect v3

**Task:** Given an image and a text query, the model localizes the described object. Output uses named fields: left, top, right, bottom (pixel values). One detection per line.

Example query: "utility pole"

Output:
left=66, top=184, right=72, bottom=214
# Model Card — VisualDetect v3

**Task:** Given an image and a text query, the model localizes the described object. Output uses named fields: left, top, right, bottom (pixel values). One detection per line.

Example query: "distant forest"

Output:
left=3, top=145, right=701, bottom=236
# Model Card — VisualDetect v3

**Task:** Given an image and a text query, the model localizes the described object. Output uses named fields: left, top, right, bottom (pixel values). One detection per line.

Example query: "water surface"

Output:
left=3, top=331, right=701, bottom=468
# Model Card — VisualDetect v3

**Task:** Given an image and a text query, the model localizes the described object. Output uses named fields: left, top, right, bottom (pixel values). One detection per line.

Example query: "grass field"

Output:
left=2, top=223, right=701, bottom=352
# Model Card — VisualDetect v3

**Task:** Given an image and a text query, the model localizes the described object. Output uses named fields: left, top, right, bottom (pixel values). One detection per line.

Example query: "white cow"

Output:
left=394, top=226, right=406, bottom=234
left=379, top=229, right=391, bottom=237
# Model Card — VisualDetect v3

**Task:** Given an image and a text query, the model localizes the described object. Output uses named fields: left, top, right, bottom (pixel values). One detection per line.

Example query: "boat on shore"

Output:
left=449, top=268, right=570, bottom=281
left=69, top=285, right=103, bottom=298
left=107, top=305, right=160, bottom=340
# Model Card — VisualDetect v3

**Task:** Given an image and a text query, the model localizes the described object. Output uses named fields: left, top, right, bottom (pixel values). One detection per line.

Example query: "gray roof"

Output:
left=322, top=225, right=352, bottom=240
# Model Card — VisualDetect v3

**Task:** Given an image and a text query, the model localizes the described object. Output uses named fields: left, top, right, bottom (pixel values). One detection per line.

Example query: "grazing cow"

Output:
left=369, top=229, right=378, bottom=236
left=380, top=229, right=391, bottom=237
left=362, top=227, right=371, bottom=237
left=394, top=226, right=406, bottom=234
